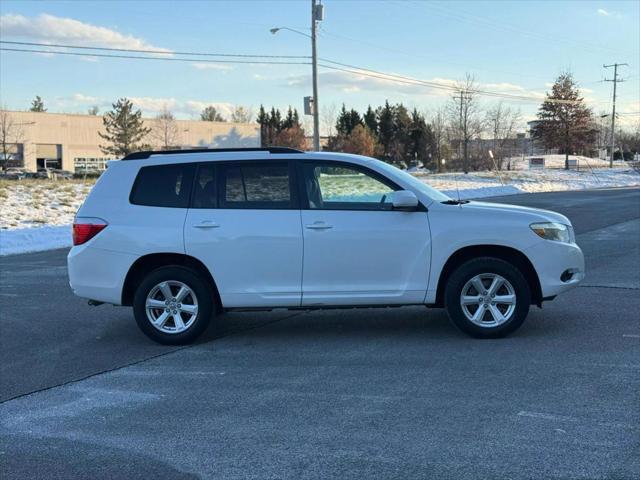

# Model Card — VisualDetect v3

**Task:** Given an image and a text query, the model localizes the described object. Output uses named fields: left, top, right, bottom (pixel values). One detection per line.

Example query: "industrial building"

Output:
left=0, top=110, right=260, bottom=173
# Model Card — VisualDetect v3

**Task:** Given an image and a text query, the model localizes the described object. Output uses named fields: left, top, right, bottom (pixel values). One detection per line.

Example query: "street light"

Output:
left=270, top=1, right=323, bottom=151
left=270, top=27, right=310, bottom=38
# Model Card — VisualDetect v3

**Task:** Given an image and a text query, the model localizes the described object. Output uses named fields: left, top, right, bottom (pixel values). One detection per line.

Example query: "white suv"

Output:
left=68, top=148, right=584, bottom=344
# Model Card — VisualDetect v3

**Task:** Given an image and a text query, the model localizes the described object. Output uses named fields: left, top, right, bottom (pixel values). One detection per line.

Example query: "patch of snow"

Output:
left=0, top=225, right=72, bottom=256
left=418, top=167, right=640, bottom=200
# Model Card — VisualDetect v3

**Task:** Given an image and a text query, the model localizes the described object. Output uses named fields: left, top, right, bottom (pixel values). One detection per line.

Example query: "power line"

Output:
left=0, top=40, right=310, bottom=59
left=1, top=41, right=615, bottom=107
left=0, top=47, right=311, bottom=65
left=317, top=60, right=598, bottom=106
left=317, top=26, right=553, bottom=84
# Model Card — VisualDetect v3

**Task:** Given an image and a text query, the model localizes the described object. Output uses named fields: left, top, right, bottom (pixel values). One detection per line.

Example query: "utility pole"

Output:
left=311, top=0, right=322, bottom=151
left=604, top=63, right=628, bottom=167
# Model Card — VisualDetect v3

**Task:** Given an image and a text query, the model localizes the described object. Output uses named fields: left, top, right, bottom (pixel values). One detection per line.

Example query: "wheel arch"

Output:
left=122, top=253, right=223, bottom=312
left=434, top=245, right=542, bottom=307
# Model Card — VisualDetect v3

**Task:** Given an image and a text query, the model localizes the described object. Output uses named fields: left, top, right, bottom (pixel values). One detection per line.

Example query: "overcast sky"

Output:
left=1, top=0, right=638, bottom=131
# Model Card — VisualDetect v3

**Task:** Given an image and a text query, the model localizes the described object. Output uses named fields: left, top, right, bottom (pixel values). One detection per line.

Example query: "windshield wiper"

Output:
left=441, top=199, right=470, bottom=205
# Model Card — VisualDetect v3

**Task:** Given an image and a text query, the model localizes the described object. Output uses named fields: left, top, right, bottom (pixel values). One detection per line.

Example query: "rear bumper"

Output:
left=67, top=245, right=137, bottom=305
left=525, top=240, right=585, bottom=298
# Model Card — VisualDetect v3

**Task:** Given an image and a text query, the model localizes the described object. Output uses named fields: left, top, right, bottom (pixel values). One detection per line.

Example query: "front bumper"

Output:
left=525, top=240, right=585, bottom=298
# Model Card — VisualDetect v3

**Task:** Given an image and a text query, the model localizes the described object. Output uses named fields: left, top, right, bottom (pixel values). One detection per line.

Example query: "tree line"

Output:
left=258, top=72, right=639, bottom=170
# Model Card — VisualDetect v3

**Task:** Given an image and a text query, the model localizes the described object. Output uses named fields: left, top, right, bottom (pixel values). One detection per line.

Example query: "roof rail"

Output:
left=122, top=147, right=304, bottom=161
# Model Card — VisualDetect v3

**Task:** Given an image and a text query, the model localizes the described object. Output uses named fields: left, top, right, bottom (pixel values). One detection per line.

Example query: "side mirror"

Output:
left=390, top=190, right=419, bottom=210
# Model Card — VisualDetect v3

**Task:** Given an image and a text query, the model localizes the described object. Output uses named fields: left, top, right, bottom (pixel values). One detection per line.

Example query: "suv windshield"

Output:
left=369, top=158, right=452, bottom=203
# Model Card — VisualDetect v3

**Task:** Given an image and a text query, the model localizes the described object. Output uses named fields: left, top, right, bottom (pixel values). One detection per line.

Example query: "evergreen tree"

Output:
left=377, top=101, right=395, bottom=161
left=282, top=106, right=301, bottom=130
left=533, top=72, right=596, bottom=169
left=257, top=106, right=303, bottom=147
left=30, top=96, right=46, bottom=112
left=256, top=105, right=269, bottom=147
left=335, top=104, right=363, bottom=136
left=200, top=106, right=226, bottom=122
left=407, top=109, right=435, bottom=167
left=99, top=98, right=151, bottom=157
left=363, top=105, right=377, bottom=135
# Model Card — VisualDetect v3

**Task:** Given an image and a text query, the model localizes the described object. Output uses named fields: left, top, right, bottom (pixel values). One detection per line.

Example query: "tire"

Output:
left=133, top=266, right=214, bottom=345
left=444, top=257, right=531, bottom=339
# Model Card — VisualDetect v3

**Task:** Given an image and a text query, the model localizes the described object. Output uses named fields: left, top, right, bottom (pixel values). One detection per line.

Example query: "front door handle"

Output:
left=193, top=221, right=220, bottom=229
left=305, top=222, right=333, bottom=230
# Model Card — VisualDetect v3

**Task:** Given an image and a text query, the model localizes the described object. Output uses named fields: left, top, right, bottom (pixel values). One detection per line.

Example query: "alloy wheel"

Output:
left=145, top=280, right=199, bottom=334
left=460, top=273, right=516, bottom=327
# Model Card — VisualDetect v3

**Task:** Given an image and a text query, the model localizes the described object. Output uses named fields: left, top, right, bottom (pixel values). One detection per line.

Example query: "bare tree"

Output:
left=230, top=105, right=252, bottom=123
left=0, top=110, right=25, bottom=171
left=486, top=101, right=522, bottom=170
left=87, top=106, right=99, bottom=116
left=152, top=105, right=180, bottom=150
left=447, top=74, right=486, bottom=173
left=321, top=103, right=338, bottom=139
left=429, top=107, right=448, bottom=172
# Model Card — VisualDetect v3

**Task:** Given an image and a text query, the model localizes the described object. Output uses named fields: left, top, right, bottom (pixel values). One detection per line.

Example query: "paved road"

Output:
left=1, top=187, right=639, bottom=479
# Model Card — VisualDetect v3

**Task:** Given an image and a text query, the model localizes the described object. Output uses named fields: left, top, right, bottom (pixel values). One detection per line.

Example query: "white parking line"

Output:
left=517, top=411, right=578, bottom=422
left=622, top=334, right=640, bottom=338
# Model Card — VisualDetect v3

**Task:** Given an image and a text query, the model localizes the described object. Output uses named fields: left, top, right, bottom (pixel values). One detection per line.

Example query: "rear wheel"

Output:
left=133, top=266, right=214, bottom=345
left=444, top=257, right=531, bottom=338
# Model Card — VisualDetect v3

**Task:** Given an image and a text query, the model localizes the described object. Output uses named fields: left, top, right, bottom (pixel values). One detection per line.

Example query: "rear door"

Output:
left=298, top=160, right=431, bottom=306
left=184, top=160, right=303, bottom=308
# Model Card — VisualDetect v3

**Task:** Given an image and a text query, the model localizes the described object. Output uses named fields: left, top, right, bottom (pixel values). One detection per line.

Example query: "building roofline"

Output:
left=0, top=109, right=256, bottom=126
left=122, top=147, right=303, bottom=160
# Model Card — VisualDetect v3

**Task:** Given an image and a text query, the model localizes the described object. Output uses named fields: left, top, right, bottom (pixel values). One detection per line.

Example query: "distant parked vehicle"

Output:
left=49, top=169, right=74, bottom=180
left=68, top=148, right=585, bottom=344
left=0, top=168, right=27, bottom=180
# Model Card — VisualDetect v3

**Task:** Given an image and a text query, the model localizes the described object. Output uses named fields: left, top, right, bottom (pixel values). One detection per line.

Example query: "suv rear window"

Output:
left=220, top=162, right=292, bottom=209
left=130, top=163, right=195, bottom=208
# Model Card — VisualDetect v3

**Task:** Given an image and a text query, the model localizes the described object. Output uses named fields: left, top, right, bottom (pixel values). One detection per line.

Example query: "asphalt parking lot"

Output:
left=1, top=187, right=639, bottom=479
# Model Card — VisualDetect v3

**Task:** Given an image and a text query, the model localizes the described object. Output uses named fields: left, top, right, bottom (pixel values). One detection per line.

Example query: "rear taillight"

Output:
left=72, top=221, right=107, bottom=245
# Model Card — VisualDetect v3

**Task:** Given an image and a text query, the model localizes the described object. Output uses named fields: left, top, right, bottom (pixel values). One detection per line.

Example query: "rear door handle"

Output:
left=305, top=222, right=333, bottom=230
left=193, top=221, right=220, bottom=229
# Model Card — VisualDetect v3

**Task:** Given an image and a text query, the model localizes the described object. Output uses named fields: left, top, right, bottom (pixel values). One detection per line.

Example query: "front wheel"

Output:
left=133, top=266, right=214, bottom=345
left=444, top=257, right=531, bottom=338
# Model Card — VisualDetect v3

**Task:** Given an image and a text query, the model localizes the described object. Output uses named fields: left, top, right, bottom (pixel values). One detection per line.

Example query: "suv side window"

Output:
left=301, top=162, right=397, bottom=210
left=219, top=162, right=292, bottom=209
left=130, top=163, right=195, bottom=208
left=192, top=163, right=217, bottom=209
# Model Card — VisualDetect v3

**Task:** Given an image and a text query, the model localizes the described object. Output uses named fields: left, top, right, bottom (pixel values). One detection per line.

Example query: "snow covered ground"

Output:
left=422, top=167, right=640, bottom=200
left=1, top=163, right=639, bottom=256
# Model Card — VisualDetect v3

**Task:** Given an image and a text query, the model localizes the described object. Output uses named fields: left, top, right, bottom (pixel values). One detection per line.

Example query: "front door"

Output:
left=184, top=161, right=303, bottom=308
left=299, top=161, right=431, bottom=306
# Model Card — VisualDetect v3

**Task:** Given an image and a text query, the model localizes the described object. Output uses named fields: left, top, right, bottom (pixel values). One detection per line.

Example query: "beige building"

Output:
left=1, top=110, right=260, bottom=173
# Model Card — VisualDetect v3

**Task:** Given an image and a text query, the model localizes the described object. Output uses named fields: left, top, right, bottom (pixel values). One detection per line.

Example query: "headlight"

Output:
left=530, top=222, right=571, bottom=243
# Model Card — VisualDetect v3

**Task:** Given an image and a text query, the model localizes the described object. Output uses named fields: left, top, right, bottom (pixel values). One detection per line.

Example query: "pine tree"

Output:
left=377, top=101, right=395, bottom=161
left=30, top=96, right=46, bottom=112
left=533, top=72, right=596, bottom=169
left=256, top=105, right=269, bottom=147
left=363, top=105, right=377, bottom=135
left=335, top=104, right=363, bottom=136
left=407, top=109, right=435, bottom=168
left=99, top=98, right=151, bottom=157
